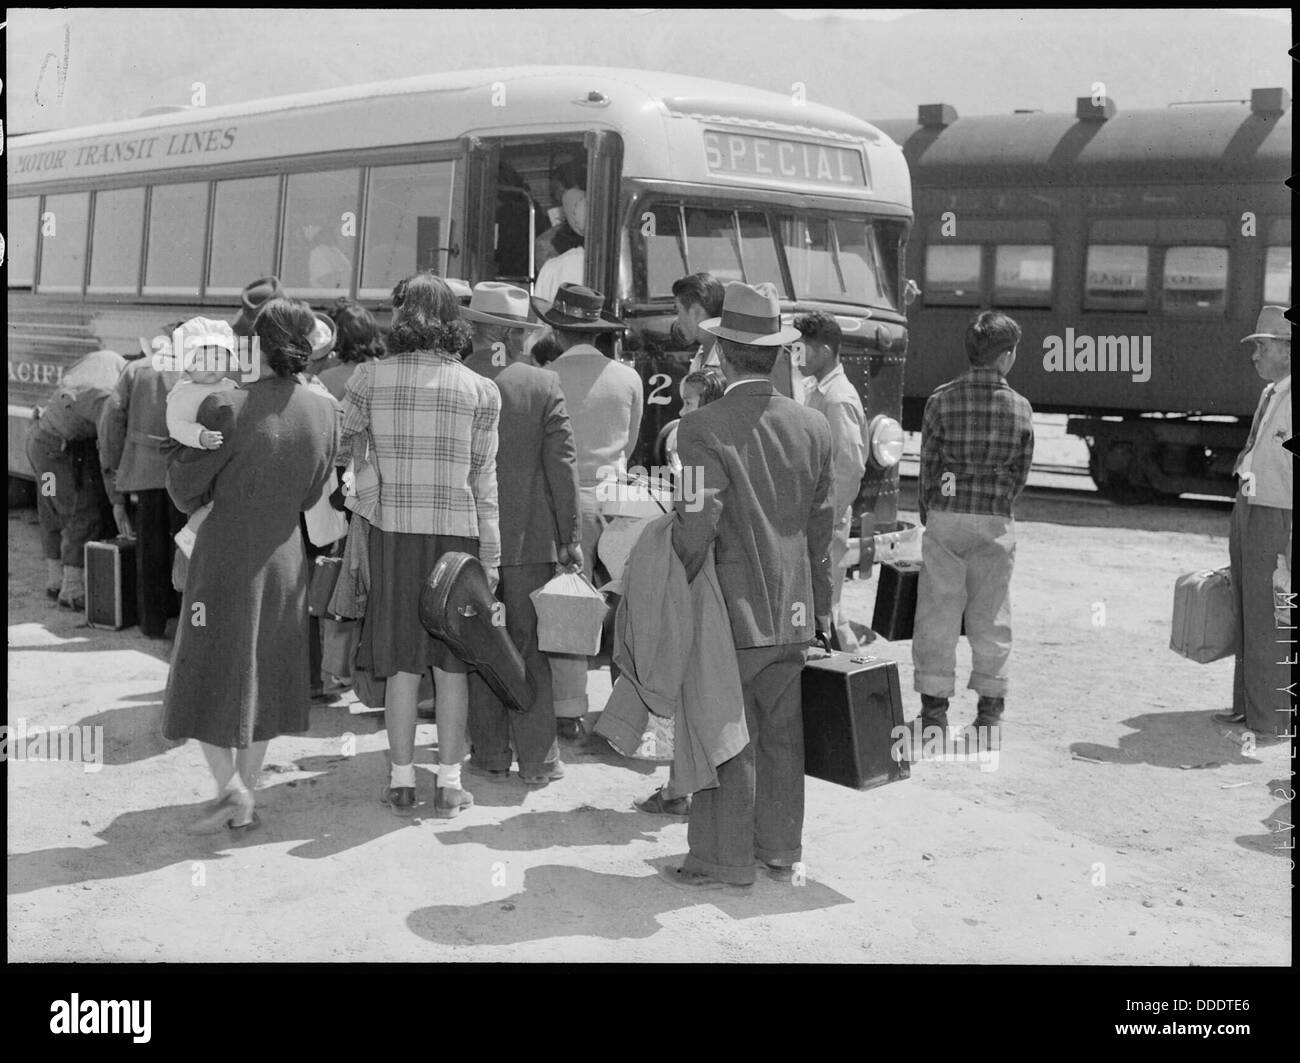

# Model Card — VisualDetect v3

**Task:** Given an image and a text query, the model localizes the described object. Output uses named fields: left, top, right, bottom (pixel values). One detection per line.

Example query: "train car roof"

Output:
left=873, top=98, right=1291, bottom=186
left=8, top=66, right=909, bottom=206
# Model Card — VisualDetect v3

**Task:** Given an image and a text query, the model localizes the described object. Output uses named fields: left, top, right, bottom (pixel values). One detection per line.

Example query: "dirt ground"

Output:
left=6, top=483, right=1291, bottom=963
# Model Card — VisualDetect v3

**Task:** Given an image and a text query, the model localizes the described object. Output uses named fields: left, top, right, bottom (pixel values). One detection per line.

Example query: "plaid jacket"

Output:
left=919, top=366, right=1034, bottom=522
left=340, top=348, right=501, bottom=566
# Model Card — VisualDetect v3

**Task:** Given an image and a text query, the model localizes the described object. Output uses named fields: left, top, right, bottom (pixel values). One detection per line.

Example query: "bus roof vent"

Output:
left=1251, top=87, right=1290, bottom=116
left=917, top=103, right=957, bottom=128
left=1076, top=96, right=1116, bottom=121
left=137, top=105, right=193, bottom=118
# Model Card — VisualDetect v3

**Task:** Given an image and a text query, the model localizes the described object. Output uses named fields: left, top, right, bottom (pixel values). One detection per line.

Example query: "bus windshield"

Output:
left=640, top=200, right=897, bottom=310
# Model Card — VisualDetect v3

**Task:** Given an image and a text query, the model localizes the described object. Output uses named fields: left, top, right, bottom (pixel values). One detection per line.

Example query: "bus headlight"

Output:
left=868, top=415, right=905, bottom=468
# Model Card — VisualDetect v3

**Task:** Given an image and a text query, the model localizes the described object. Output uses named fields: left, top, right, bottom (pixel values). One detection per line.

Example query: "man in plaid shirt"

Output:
left=913, top=310, right=1034, bottom=746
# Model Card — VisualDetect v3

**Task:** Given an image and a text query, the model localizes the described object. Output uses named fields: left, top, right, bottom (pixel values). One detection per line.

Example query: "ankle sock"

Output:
left=390, top=762, right=416, bottom=789
left=436, top=762, right=462, bottom=790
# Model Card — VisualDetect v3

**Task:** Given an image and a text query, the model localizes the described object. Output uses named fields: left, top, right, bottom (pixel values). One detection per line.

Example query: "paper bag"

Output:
left=530, top=570, right=608, bottom=656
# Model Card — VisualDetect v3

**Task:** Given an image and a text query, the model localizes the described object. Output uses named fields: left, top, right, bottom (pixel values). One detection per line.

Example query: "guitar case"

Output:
left=417, top=551, right=535, bottom=714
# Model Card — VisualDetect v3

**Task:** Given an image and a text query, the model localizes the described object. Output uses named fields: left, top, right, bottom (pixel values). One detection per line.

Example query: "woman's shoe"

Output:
left=380, top=785, right=417, bottom=817
left=434, top=786, right=474, bottom=818
left=229, top=811, right=261, bottom=833
left=520, top=761, right=565, bottom=787
left=186, top=788, right=254, bottom=834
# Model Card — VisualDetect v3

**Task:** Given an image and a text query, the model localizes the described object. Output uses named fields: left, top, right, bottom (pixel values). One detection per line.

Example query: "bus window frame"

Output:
left=35, top=189, right=92, bottom=295
left=624, top=182, right=908, bottom=312
left=141, top=179, right=213, bottom=301
left=7, top=194, right=42, bottom=289
left=207, top=174, right=285, bottom=297
left=87, top=186, right=147, bottom=296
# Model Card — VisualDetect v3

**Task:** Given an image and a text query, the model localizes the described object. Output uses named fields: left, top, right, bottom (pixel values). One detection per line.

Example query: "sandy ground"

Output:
left=6, top=483, right=1292, bottom=963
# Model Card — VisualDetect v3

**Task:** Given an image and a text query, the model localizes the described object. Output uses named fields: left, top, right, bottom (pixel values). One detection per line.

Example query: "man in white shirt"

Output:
left=1214, top=306, right=1292, bottom=741
left=672, top=273, right=725, bottom=375
left=795, top=311, right=868, bottom=652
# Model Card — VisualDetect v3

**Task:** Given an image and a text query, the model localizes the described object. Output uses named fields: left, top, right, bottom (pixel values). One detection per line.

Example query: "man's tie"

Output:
left=1235, top=384, right=1274, bottom=475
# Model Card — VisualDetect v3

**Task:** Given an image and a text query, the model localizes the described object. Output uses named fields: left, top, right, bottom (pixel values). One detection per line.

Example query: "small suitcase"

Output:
left=872, top=560, right=963, bottom=641
left=801, top=649, right=909, bottom=790
left=1170, top=567, right=1238, bottom=663
left=85, top=537, right=138, bottom=630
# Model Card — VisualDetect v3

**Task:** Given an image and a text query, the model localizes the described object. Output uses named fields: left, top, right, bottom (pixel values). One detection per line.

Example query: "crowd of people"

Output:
left=24, top=252, right=1291, bottom=887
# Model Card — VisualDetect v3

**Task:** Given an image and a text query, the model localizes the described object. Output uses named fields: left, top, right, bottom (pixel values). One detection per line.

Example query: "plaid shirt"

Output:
left=340, top=348, right=502, bottom=566
left=919, top=366, right=1034, bottom=521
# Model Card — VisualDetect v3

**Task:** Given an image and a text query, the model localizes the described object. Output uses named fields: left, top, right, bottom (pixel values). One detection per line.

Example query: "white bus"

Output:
left=8, top=65, right=913, bottom=544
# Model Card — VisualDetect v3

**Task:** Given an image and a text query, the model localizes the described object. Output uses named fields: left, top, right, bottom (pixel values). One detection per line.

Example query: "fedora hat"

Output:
left=531, top=282, right=626, bottom=333
left=1241, top=305, right=1292, bottom=343
left=461, top=282, right=543, bottom=331
left=232, top=275, right=285, bottom=337
left=698, top=282, right=800, bottom=346
left=308, top=312, right=337, bottom=361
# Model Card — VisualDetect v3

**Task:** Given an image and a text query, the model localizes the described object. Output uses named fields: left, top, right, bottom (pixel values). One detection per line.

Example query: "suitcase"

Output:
left=418, top=551, right=535, bottom=713
left=85, top=537, right=138, bottom=630
left=801, top=649, right=909, bottom=790
left=872, top=561, right=965, bottom=641
left=1170, top=567, right=1238, bottom=663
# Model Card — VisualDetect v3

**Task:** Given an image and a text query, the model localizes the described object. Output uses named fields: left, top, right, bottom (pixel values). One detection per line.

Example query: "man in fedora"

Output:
left=462, top=282, right=584, bottom=783
left=532, top=283, right=643, bottom=740
left=231, top=275, right=285, bottom=340
left=664, top=281, right=835, bottom=890
left=1214, top=306, right=1292, bottom=742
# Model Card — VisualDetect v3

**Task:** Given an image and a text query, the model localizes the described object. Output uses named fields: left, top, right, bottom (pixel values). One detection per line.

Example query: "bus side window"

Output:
left=36, top=192, right=90, bottom=293
left=209, top=176, right=280, bottom=295
left=283, top=169, right=361, bottom=299
left=88, top=188, right=146, bottom=295
left=144, top=182, right=208, bottom=297
left=360, top=161, right=456, bottom=297
left=7, top=196, right=41, bottom=288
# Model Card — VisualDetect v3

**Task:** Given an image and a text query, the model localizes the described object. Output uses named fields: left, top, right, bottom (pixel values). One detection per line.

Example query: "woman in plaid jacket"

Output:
left=340, top=273, right=502, bottom=818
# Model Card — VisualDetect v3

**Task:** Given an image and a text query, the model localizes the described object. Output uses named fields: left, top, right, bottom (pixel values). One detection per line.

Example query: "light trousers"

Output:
left=912, top=511, right=1016, bottom=699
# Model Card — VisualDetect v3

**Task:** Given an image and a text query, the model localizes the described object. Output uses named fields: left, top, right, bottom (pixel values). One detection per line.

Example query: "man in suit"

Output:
left=533, top=283, right=643, bottom=741
left=99, top=323, right=189, bottom=638
left=665, top=282, right=835, bottom=890
left=1214, top=305, right=1292, bottom=742
left=462, top=283, right=585, bottom=783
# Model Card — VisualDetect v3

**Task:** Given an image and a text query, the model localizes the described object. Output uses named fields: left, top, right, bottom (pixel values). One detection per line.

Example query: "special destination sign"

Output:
left=703, top=130, right=868, bottom=189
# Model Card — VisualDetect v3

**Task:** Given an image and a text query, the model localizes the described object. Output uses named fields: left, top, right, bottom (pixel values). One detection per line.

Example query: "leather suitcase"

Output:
left=418, top=551, right=535, bottom=713
left=1170, top=567, right=1238, bottom=663
left=801, top=649, right=909, bottom=790
left=871, top=560, right=963, bottom=641
left=85, top=537, right=138, bottom=630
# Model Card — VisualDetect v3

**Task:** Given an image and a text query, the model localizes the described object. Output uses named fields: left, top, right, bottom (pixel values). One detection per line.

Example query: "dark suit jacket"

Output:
left=466, top=351, right=581, bottom=566
left=671, top=378, right=834, bottom=649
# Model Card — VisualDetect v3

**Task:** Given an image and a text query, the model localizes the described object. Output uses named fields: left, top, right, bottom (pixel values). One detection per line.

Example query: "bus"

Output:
left=8, top=65, right=913, bottom=556
left=874, top=88, right=1291, bottom=501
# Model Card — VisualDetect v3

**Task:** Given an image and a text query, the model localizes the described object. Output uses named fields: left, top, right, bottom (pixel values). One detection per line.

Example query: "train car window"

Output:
left=1264, top=245, right=1291, bottom=305
left=282, top=169, right=361, bottom=299
left=361, top=161, right=456, bottom=297
left=737, top=211, right=786, bottom=294
left=923, top=244, right=982, bottom=305
left=1161, top=246, right=1227, bottom=316
left=88, top=188, right=146, bottom=295
left=36, top=192, right=90, bottom=293
left=1084, top=245, right=1149, bottom=311
left=684, top=206, right=744, bottom=285
left=209, top=176, right=280, bottom=295
left=144, top=182, right=209, bottom=297
left=7, top=196, right=40, bottom=288
left=642, top=202, right=686, bottom=299
left=993, top=244, right=1053, bottom=306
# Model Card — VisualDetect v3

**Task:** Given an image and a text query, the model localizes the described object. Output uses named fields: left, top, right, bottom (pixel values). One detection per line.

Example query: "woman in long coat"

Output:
left=163, top=298, right=339, bottom=832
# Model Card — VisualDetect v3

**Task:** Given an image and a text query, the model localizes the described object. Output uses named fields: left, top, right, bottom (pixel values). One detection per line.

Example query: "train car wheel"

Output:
left=1088, top=442, right=1154, bottom=505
